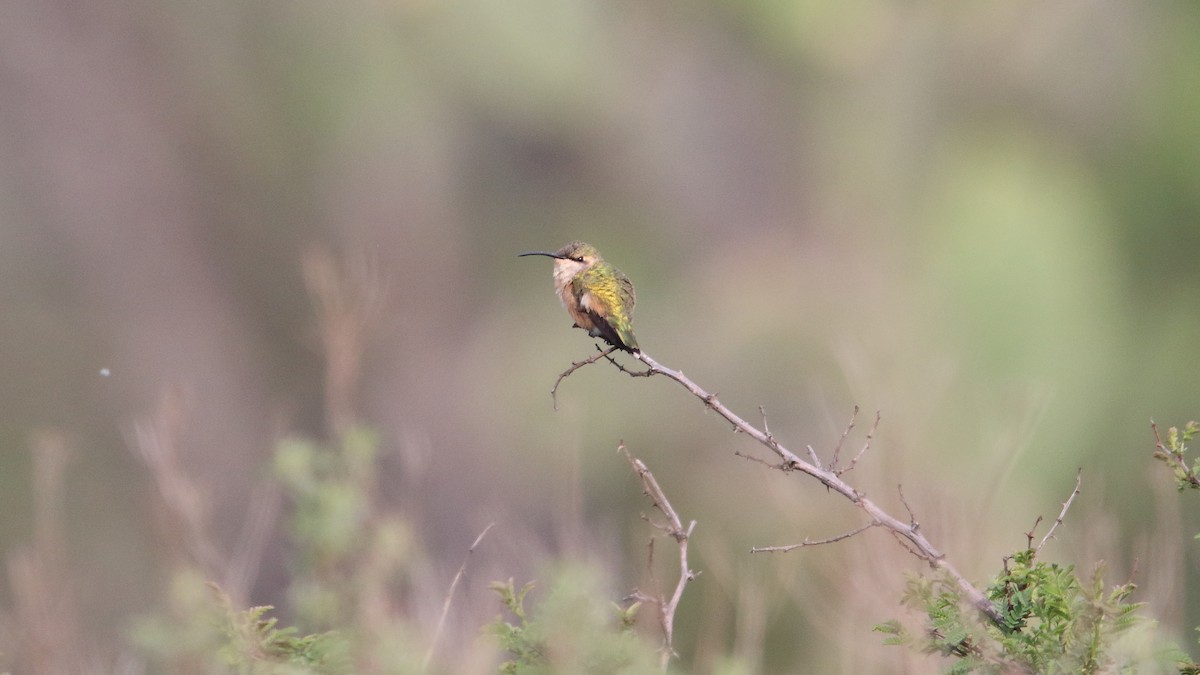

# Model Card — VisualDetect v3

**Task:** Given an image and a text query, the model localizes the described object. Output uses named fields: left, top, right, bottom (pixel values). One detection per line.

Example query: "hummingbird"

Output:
left=519, top=241, right=639, bottom=352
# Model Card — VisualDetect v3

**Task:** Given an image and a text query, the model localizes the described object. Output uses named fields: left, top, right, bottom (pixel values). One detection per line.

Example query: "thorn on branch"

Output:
left=606, top=349, right=654, bottom=377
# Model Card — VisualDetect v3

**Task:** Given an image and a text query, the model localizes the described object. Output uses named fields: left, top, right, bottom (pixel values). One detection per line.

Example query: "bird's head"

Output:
left=518, top=241, right=602, bottom=279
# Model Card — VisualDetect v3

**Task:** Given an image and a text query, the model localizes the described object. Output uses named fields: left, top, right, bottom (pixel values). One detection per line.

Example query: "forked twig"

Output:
left=620, top=442, right=696, bottom=671
left=836, top=410, right=881, bottom=475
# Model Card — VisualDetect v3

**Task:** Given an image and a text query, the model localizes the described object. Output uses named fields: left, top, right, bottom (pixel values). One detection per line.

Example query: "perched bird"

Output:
left=519, top=241, right=639, bottom=352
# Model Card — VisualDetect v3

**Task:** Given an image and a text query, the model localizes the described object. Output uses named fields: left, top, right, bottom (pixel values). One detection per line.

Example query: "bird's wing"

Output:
left=617, top=271, right=635, bottom=319
left=574, top=268, right=638, bottom=351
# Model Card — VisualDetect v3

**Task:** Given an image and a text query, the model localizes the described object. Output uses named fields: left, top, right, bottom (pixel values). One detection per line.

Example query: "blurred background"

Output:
left=2, top=0, right=1199, bottom=672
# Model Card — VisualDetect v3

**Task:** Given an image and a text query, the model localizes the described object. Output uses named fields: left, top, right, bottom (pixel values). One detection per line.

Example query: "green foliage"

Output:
left=988, top=552, right=1143, bottom=672
left=132, top=427, right=428, bottom=674
left=487, top=567, right=661, bottom=675
left=130, top=573, right=350, bottom=674
left=1151, top=421, right=1200, bottom=672
left=878, top=549, right=1159, bottom=674
left=881, top=417, right=1200, bottom=673
left=1152, top=420, right=1200, bottom=491
left=490, top=579, right=543, bottom=672
left=212, top=591, right=350, bottom=673
left=274, top=428, right=380, bottom=579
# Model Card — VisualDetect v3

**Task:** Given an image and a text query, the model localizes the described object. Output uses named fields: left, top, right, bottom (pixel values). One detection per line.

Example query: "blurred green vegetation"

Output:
left=2, top=0, right=1200, bottom=671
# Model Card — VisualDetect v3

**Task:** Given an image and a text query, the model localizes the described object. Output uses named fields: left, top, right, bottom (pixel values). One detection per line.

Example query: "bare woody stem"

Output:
left=629, top=350, right=1005, bottom=627
left=620, top=443, right=696, bottom=671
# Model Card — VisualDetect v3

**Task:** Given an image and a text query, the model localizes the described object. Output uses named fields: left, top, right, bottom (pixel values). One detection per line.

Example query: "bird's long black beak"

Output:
left=517, top=251, right=564, bottom=259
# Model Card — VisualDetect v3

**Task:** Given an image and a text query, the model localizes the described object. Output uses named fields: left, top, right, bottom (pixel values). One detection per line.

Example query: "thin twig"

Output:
left=620, top=442, right=697, bottom=671
left=1036, top=469, right=1082, bottom=553
left=551, top=345, right=617, bottom=410
left=836, top=410, right=881, bottom=476
left=1024, top=516, right=1043, bottom=550
left=621, top=350, right=1005, bottom=626
left=750, top=522, right=879, bottom=553
left=805, top=444, right=822, bottom=468
left=424, top=522, right=495, bottom=670
left=888, top=530, right=926, bottom=561
left=830, top=406, right=859, bottom=469
left=897, top=484, right=919, bottom=532
left=759, top=406, right=783, bottom=453
left=733, top=449, right=787, bottom=471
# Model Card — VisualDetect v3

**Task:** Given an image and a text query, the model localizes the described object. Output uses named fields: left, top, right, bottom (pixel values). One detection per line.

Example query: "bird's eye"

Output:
left=573, top=256, right=586, bottom=263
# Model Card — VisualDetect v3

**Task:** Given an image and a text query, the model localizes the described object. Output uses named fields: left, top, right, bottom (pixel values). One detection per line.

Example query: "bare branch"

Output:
left=750, top=522, right=879, bottom=553
left=622, top=350, right=1005, bottom=627
left=424, top=522, right=495, bottom=670
left=1036, top=469, right=1082, bottom=553
left=551, top=345, right=618, bottom=410
left=619, top=443, right=697, bottom=671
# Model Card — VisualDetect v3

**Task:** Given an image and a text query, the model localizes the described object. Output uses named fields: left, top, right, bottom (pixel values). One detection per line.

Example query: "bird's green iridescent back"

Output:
left=572, top=261, right=638, bottom=351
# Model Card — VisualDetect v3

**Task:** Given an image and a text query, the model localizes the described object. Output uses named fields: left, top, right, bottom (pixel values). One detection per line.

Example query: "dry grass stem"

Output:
left=4, top=431, right=86, bottom=674
left=424, top=522, right=495, bottom=670
left=127, top=388, right=223, bottom=578
left=303, top=247, right=387, bottom=434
